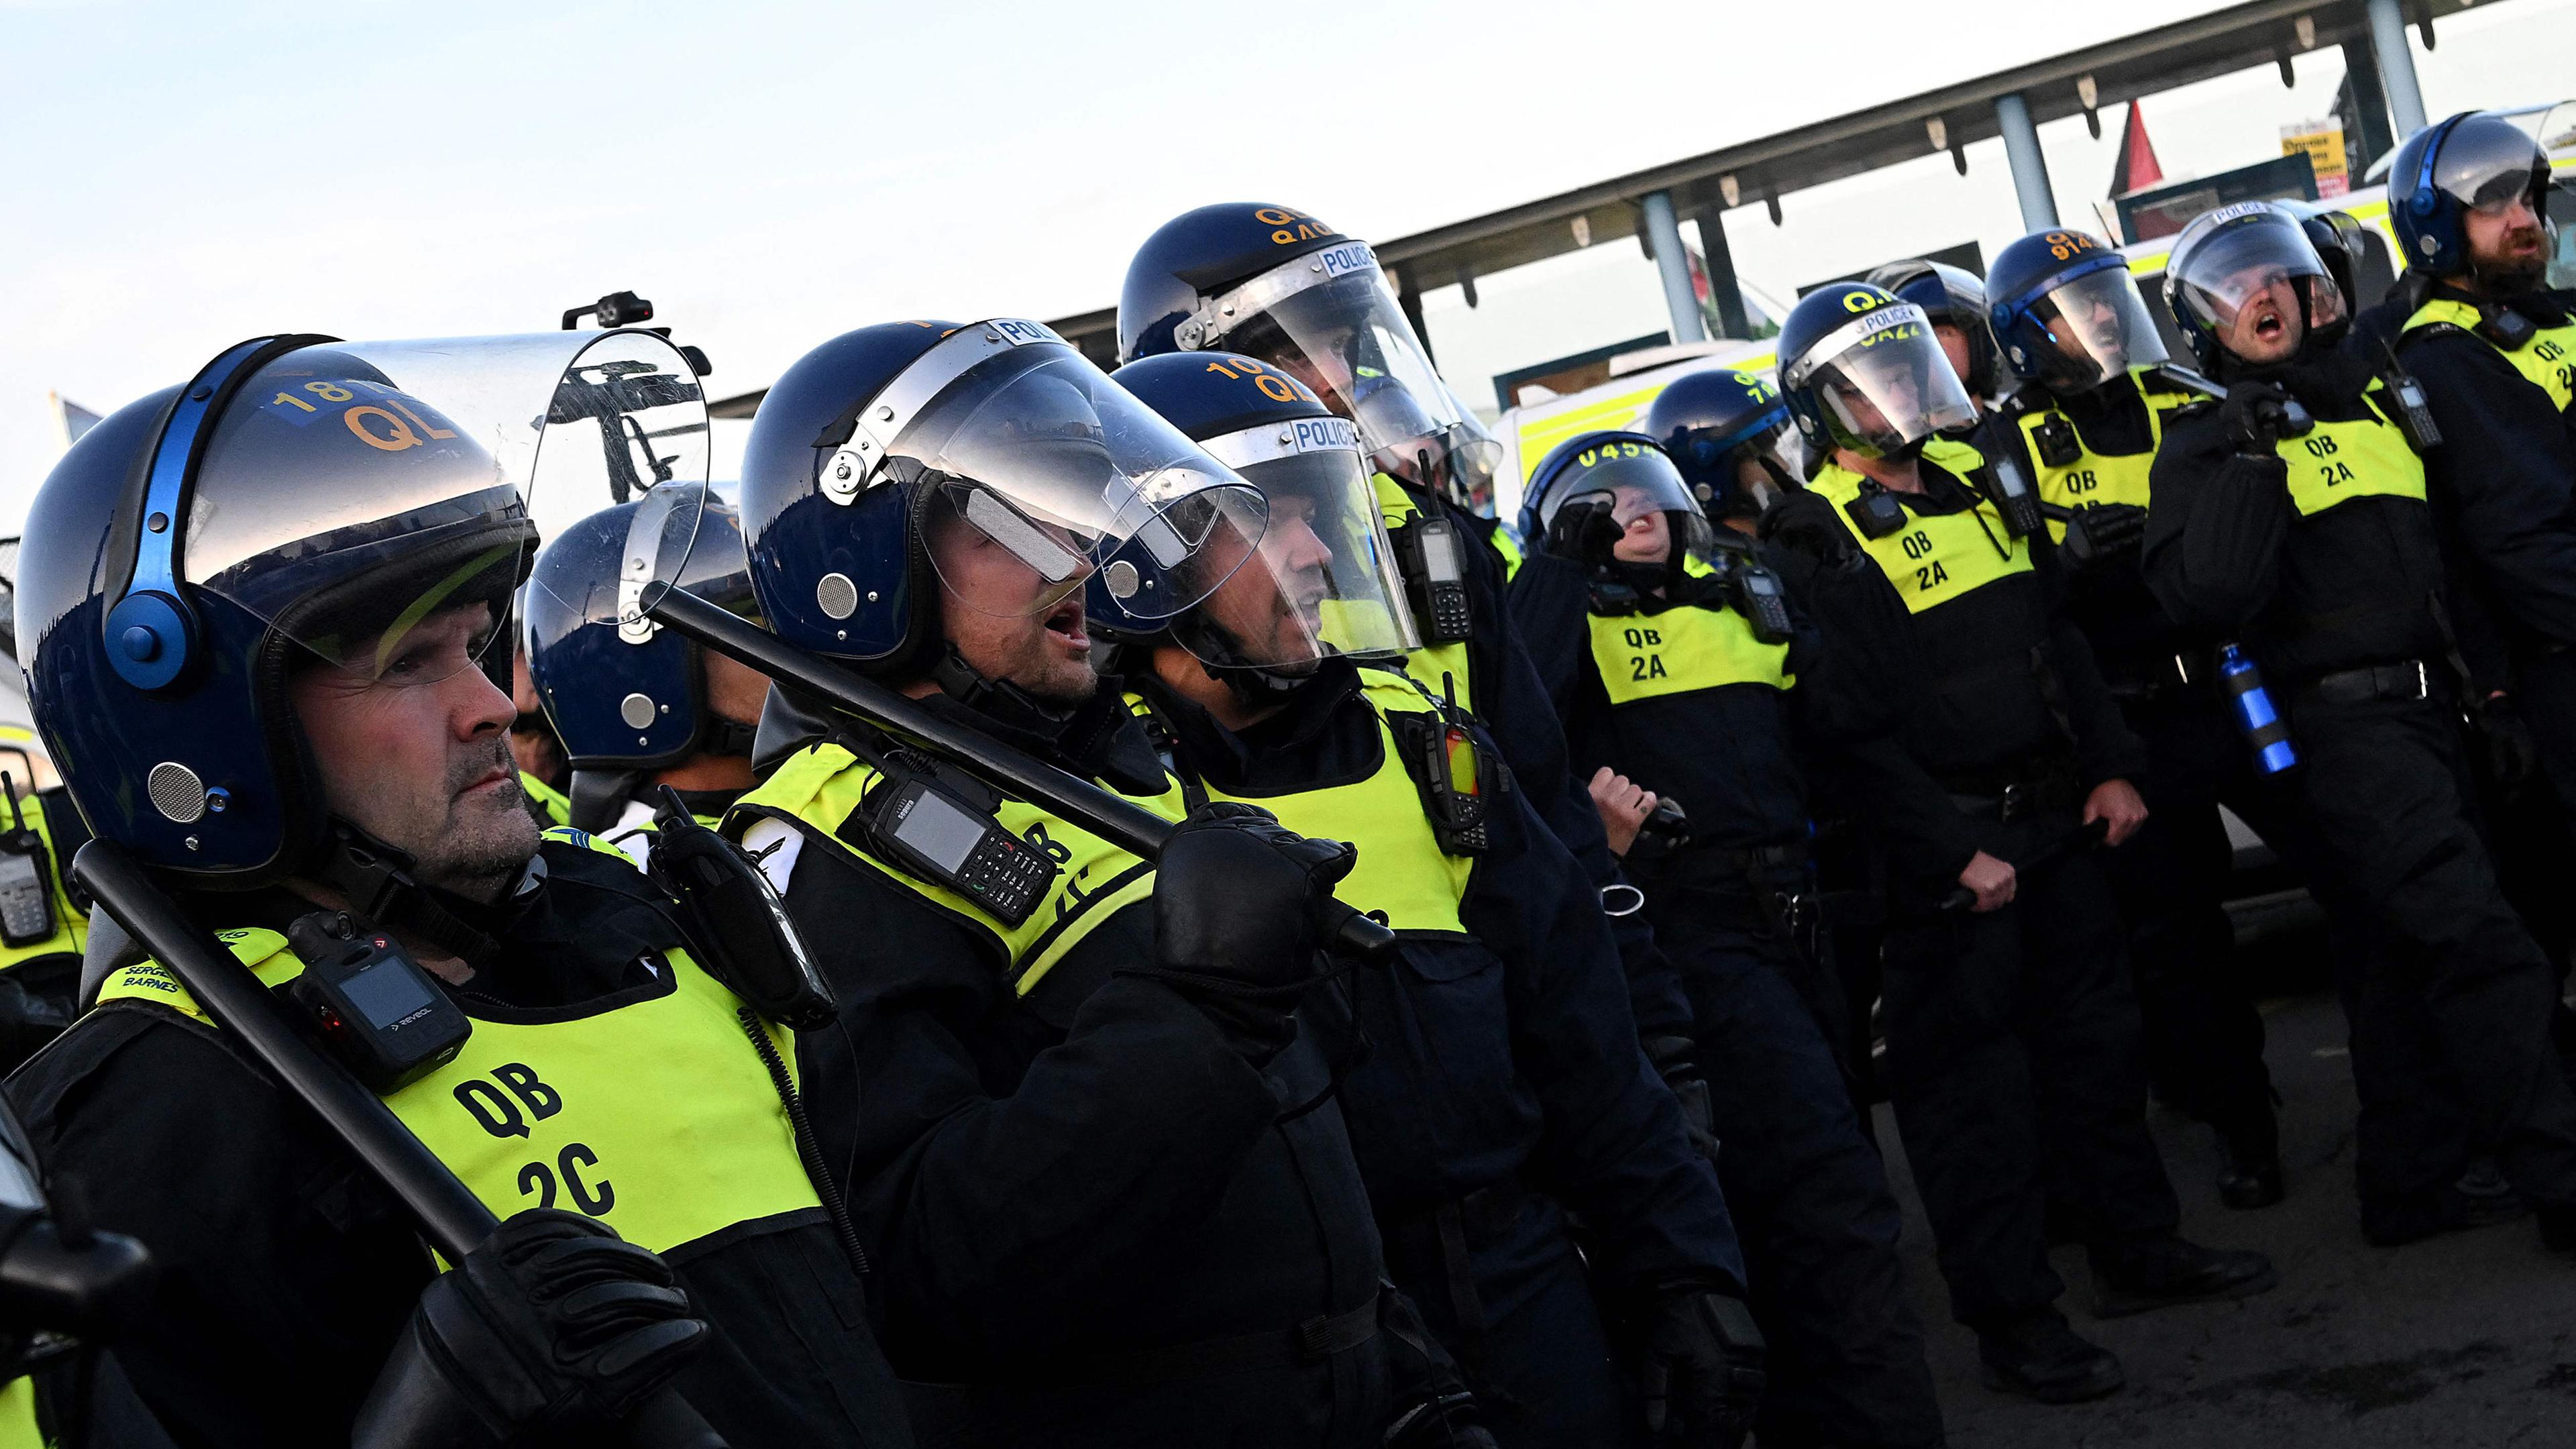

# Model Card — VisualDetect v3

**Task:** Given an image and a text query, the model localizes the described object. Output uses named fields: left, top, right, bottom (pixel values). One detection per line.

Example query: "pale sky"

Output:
left=5, top=0, right=2573, bottom=530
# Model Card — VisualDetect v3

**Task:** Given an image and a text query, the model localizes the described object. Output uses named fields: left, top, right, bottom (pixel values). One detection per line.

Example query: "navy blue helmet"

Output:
left=1519, top=431, right=1715, bottom=578
left=1867, top=258, right=1998, bottom=398
left=2388, top=111, right=2553, bottom=280
left=523, top=488, right=758, bottom=792
left=1644, top=367, right=1803, bottom=519
left=2163, top=202, right=2334, bottom=371
left=1775, top=283, right=1979, bottom=462
left=736, top=317, right=1272, bottom=688
left=1108, top=350, right=1416, bottom=679
left=1986, top=228, right=2167, bottom=392
left=15, top=337, right=535, bottom=885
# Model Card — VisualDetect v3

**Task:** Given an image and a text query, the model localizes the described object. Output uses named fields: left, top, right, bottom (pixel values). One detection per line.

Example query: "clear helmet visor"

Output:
left=2433, top=115, right=2552, bottom=215
left=1788, top=305, right=1980, bottom=456
left=1538, top=439, right=1717, bottom=564
left=182, top=330, right=706, bottom=690
left=902, top=345, right=1267, bottom=621
left=1176, top=438, right=1420, bottom=674
left=1208, top=248, right=1493, bottom=492
left=2029, top=268, right=2168, bottom=388
left=1721, top=420, right=1806, bottom=515
left=2170, top=212, right=2331, bottom=349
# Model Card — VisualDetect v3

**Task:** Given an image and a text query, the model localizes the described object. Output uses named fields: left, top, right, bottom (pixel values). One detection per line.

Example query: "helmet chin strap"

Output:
left=928, top=643, right=1080, bottom=734
left=698, top=715, right=759, bottom=759
left=1171, top=615, right=1307, bottom=708
left=306, top=818, right=527, bottom=965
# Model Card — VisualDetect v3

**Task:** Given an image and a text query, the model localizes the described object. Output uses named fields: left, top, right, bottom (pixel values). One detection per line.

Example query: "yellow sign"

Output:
left=2281, top=121, right=2349, bottom=199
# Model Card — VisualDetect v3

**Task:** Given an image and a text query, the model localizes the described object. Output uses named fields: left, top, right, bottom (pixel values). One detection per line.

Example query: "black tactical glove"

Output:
left=1639, top=1289, right=1767, bottom=1448
left=1546, top=496, right=1625, bottom=564
left=1756, top=495, right=1859, bottom=571
left=1646, top=1034, right=1720, bottom=1164
left=1381, top=1285, right=1500, bottom=1448
left=2475, top=694, right=2542, bottom=799
left=352, top=1209, right=707, bottom=1449
left=2218, top=381, right=2308, bottom=456
left=2061, top=502, right=2148, bottom=570
left=1147, top=801, right=1358, bottom=1063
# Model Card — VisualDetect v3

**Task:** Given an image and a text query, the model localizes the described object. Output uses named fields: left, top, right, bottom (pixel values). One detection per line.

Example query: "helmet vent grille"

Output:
left=148, top=762, right=207, bottom=823
left=816, top=572, right=859, bottom=620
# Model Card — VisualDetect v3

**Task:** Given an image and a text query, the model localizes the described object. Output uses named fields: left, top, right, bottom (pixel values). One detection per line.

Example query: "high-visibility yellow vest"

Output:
left=1130, top=674, right=1474, bottom=936
left=2012, top=368, right=2205, bottom=541
left=1809, top=440, right=2035, bottom=614
left=93, top=831, right=822, bottom=1256
left=2404, top=297, right=2576, bottom=413
left=728, top=743, right=1156, bottom=997
left=2273, top=386, right=2427, bottom=518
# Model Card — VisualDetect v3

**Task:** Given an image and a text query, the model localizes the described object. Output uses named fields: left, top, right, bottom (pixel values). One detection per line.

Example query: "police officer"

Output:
left=1506, top=429, right=1943, bottom=1449
left=521, top=489, right=769, bottom=861
left=719, top=319, right=1480, bottom=1447
left=1979, top=227, right=2291, bottom=1208
left=2149, top=201, right=2576, bottom=1251
left=1762, top=282, right=2274, bottom=1403
left=1644, top=368, right=1897, bottom=1100
left=5, top=331, right=913, bottom=1444
left=1104, top=351, right=1762, bottom=1448
left=2363, top=115, right=2576, bottom=987
left=1118, top=204, right=1707, bottom=1118
left=1868, top=259, right=1999, bottom=416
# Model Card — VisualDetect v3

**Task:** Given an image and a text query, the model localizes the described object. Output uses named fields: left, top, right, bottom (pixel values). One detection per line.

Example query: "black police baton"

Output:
left=646, top=587, right=1399, bottom=963
left=1935, top=817, right=2111, bottom=914
left=69, top=841, right=729, bottom=1449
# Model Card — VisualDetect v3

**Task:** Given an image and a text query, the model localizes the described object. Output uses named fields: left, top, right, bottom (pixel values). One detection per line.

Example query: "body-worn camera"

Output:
left=1843, top=485, right=1909, bottom=540
left=284, top=911, right=473, bottom=1094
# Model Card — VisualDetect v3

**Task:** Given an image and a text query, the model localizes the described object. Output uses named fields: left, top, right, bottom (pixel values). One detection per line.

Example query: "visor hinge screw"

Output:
left=866, top=590, right=879, bottom=602
left=1222, top=304, right=1235, bottom=316
left=183, top=837, right=200, bottom=851
left=1279, top=431, right=1294, bottom=443
left=146, top=513, right=169, bottom=533
left=205, top=788, right=230, bottom=814
left=877, top=406, right=895, bottom=421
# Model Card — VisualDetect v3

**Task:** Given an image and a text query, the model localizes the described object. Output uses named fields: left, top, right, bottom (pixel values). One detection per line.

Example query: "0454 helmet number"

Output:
left=267, top=377, right=458, bottom=453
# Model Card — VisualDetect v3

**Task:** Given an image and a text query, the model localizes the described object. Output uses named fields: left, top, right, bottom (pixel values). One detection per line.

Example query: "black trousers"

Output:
left=2291, top=692, right=2576, bottom=1212
left=1880, top=818, right=2182, bottom=1326
left=1646, top=872, right=1943, bottom=1449
left=2095, top=692, right=2282, bottom=1155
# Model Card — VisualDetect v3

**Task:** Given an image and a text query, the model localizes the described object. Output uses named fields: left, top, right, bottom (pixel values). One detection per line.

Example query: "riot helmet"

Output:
left=2299, top=209, right=2368, bottom=345
left=1986, top=229, right=2169, bottom=392
left=16, top=329, right=701, bottom=887
left=730, top=318, right=1272, bottom=707
left=523, top=486, right=762, bottom=826
left=1776, top=283, right=1980, bottom=462
left=1867, top=259, right=1998, bottom=398
left=1106, top=351, right=1417, bottom=698
left=1644, top=367, right=1804, bottom=521
left=1120, top=204, right=1501, bottom=505
left=1519, top=432, right=1715, bottom=594
left=2389, top=111, right=2554, bottom=283
left=2165, top=202, right=2332, bottom=370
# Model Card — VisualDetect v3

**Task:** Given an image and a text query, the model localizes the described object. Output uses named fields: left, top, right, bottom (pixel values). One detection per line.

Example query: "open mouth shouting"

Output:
left=1042, top=594, right=1091, bottom=655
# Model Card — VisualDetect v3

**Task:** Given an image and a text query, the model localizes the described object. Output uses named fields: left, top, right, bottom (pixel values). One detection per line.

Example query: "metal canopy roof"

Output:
left=712, top=0, right=2483, bottom=415
left=1034, top=0, right=2477, bottom=363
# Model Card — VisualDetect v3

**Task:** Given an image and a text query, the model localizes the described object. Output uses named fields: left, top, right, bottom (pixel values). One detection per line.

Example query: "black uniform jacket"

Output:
left=1980, top=376, right=2201, bottom=682
left=1764, top=458, right=2145, bottom=891
left=1130, top=660, right=1746, bottom=1299
left=2373, top=282, right=2576, bottom=661
left=5, top=839, right=906, bottom=1449
left=746, top=690, right=1392, bottom=1383
left=2141, top=352, right=2453, bottom=683
left=1411, top=488, right=1696, bottom=1050
left=1509, top=552, right=1819, bottom=855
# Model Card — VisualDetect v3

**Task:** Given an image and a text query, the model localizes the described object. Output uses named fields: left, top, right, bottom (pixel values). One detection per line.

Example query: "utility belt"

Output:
left=1402, top=1177, right=1542, bottom=1383
left=1941, top=759, right=2082, bottom=824
left=2291, top=657, right=2432, bottom=708
left=961, top=1286, right=1384, bottom=1389
left=2103, top=647, right=2218, bottom=706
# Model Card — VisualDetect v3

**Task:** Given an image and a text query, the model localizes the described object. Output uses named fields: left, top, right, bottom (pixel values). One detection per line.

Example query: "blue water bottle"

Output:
left=2218, top=643, right=2298, bottom=774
